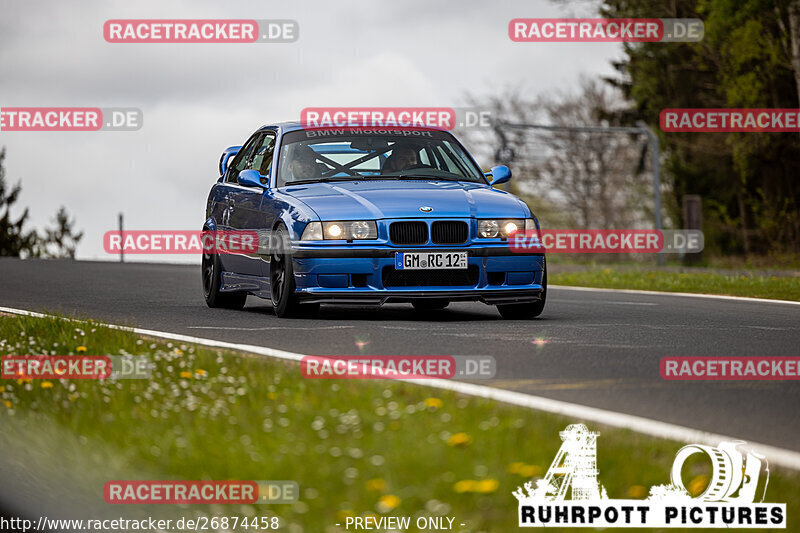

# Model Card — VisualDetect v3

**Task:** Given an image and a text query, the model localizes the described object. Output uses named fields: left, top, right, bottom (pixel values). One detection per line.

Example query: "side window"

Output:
left=247, top=133, right=276, bottom=176
left=226, top=133, right=264, bottom=183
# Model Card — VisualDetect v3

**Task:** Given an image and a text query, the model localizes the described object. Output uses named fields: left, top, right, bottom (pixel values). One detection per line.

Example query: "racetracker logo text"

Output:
left=510, top=230, right=703, bottom=254
left=300, top=107, right=456, bottom=130
left=103, top=20, right=298, bottom=43
left=0, top=107, right=142, bottom=131
left=513, top=424, right=786, bottom=528
left=509, top=19, right=704, bottom=43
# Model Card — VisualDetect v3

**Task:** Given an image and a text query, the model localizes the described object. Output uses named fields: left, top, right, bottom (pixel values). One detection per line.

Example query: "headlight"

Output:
left=301, top=221, right=378, bottom=240
left=478, top=219, right=524, bottom=238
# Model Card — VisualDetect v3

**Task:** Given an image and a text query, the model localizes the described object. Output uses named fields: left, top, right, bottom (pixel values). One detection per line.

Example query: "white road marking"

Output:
left=552, top=299, right=658, bottom=306
left=187, top=325, right=355, bottom=331
left=2, top=304, right=799, bottom=471
left=552, top=284, right=800, bottom=305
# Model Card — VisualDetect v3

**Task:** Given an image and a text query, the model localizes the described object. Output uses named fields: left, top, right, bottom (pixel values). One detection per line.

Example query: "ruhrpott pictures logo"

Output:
left=514, top=424, right=786, bottom=528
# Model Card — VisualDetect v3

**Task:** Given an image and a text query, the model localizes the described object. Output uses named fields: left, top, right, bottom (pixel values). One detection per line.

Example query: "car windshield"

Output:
left=277, top=129, right=486, bottom=186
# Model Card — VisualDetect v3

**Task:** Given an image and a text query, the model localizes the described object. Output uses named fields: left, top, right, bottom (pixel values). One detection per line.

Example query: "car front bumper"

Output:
left=290, top=245, right=545, bottom=305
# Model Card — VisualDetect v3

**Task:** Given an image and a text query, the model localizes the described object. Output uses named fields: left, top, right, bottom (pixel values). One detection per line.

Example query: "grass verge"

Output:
left=550, top=267, right=800, bottom=301
left=1, top=314, right=798, bottom=532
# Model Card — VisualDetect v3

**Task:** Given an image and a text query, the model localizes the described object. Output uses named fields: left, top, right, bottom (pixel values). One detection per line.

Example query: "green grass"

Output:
left=1, top=314, right=798, bottom=532
left=551, top=267, right=800, bottom=301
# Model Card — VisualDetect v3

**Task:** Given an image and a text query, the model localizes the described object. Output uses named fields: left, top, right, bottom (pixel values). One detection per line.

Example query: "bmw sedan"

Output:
left=202, top=122, right=546, bottom=318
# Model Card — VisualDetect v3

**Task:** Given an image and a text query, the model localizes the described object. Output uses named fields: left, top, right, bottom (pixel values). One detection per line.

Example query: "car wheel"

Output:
left=412, top=299, right=450, bottom=311
left=270, top=226, right=319, bottom=317
left=202, top=244, right=247, bottom=309
left=497, top=270, right=546, bottom=319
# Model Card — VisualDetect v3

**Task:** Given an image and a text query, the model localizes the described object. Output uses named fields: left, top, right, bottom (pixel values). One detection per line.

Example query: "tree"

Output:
left=600, top=0, right=800, bottom=254
left=0, top=147, right=37, bottom=257
left=0, top=146, right=83, bottom=258
left=528, top=80, right=653, bottom=229
left=35, top=206, right=84, bottom=259
left=458, top=81, right=652, bottom=230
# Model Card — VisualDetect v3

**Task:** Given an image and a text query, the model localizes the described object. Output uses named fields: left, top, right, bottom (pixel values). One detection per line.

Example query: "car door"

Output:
left=217, top=132, right=263, bottom=274
left=223, top=130, right=276, bottom=276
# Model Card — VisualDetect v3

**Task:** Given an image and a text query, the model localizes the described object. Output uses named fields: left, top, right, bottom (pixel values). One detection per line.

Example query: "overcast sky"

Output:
left=0, top=0, right=622, bottom=262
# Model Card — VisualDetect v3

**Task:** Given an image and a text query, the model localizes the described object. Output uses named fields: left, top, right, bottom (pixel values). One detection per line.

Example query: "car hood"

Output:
left=283, top=180, right=528, bottom=220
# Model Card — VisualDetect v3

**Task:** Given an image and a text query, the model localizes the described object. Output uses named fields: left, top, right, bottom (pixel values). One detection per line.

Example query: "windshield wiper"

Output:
left=390, top=174, right=463, bottom=181
left=288, top=176, right=360, bottom=185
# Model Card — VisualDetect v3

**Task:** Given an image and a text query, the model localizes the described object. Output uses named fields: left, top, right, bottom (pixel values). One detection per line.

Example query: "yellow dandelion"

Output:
left=475, top=479, right=499, bottom=493
left=16, top=378, right=31, bottom=385
left=76, top=346, right=87, bottom=353
left=195, top=369, right=207, bottom=377
left=507, top=462, right=524, bottom=474
left=267, top=392, right=277, bottom=400
left=365, top=478, right=386, bottom=491
left=688, top=475, right=708, bottom=496
left=174, top=348, right=184, bottom=355
left=627, top=485, right=647, bottom=498
left=604, top=268, right=611, bottom=275
left=3, top=400, right=11, bottom=408
left=453, top=480, right=477, bottom=493
left=425, top=397, right=443, bottom=409
left=41, top=381, right=54, bottom=389
left=447, top=432, right=472, bottom=447
left=519, top=464, right=541, bottom=477
left=179, top=371, right=193, bottom=379
left=0, top=386, right=5, bottom=393
left=377, top=494, right=401, bottom=512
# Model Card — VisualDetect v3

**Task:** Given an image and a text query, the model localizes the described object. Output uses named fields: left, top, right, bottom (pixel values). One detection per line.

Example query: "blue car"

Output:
left=202, top=122, right=546, bottom=318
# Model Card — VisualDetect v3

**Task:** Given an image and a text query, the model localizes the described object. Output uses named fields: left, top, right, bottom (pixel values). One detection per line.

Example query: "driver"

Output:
left=287, top=145, right=318, bottom=181
left=382, top=143, right=419, bottom=173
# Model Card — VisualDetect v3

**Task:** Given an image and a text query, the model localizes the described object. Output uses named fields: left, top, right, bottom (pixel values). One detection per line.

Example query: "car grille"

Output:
left=389, top=221, right=428, bottom=245
left=382, top=265, right=479, bottom=287
left=431, top=221, right=468, bottom=244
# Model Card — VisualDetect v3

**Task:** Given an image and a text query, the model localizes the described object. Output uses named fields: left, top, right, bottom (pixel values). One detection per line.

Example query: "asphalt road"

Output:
left=1, top=258, right=798, bottom=451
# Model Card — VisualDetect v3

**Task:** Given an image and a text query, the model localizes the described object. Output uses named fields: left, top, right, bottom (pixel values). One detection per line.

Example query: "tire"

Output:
left=412, top=299, right=450, bottom=311
left=497, top=270, right=546, bottom=319
left=202, top=245, right=247, bottom=309
left=270, top=226, right=320, bottom=317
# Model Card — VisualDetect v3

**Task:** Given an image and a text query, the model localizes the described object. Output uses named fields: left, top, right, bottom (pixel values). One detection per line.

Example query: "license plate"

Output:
left=395, top=252, right=468, bottom=270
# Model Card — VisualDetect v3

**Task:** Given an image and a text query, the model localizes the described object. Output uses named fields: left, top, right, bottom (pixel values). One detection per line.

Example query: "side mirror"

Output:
left=237, top=169, right=268, bottom=188
left=485, top=165, right=512, bottom=186
left=219, top=145, right=242, bottom=176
